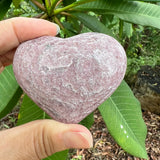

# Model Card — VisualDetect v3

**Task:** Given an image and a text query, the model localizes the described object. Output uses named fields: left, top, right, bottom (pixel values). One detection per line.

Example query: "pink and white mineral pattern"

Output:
left=13, top=32, right=127, bottom=123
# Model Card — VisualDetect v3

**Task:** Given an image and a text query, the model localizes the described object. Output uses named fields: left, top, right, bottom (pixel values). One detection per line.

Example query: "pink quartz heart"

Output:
left=13, top=32, right=127, bottom=124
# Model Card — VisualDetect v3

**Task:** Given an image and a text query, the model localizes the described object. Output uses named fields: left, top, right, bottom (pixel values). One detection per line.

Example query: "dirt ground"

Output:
left=69, top=110, right=160, bottom=160
left=0, top=107, right=159, bottom=160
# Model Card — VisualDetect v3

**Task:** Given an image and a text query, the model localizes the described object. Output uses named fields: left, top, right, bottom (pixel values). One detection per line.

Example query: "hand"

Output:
left=0, top=17, right=93, bottom=160
left=0, top=17, right=59, bottom=73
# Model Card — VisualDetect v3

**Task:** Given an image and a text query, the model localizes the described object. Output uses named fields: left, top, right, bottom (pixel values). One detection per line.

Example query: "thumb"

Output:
left=0, top=120, right=93, bottom=160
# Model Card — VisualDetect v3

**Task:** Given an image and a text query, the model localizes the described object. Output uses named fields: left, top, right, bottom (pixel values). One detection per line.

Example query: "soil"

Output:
left=0, top=107, right=160, bottom=160
left=69, top=110, right=160, bottom=160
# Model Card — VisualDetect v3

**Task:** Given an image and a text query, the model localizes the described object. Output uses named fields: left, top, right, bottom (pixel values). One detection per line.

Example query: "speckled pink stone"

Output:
left=13, top=32, right=127, bottom=124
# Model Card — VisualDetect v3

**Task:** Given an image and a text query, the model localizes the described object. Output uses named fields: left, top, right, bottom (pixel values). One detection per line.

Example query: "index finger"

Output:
left=0, top=17, right=60, bottom=55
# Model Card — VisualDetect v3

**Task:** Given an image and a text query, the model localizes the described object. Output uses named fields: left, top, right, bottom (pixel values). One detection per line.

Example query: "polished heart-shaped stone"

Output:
left=13, top=32, right=127, bottom=124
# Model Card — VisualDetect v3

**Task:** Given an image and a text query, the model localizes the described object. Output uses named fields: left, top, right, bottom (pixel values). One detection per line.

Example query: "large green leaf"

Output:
left=0, top=0, right=12, bottom=20
left=75, top=0, right=160, bottom=29
left=72, top=12, right=115, bottom=37
left=79, top=112, right=94, bottom=129
left=43, top=150, right=68, bottom=160
left=17, top=94, right=51, bottom=125
left=54, top=0, right=97, bottom=14
left=17, top=93, right=94, bottom=129
left=0, top=65, right=23, bottom=119
left=17, top=94, right=68, bottom=160
left=98, top=80, right=147, bottom=159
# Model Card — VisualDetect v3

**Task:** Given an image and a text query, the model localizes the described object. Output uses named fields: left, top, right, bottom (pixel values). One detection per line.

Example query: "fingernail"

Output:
left=55, top=24, right=60, bottom=35
left=63, top=131, right=93, bottom=149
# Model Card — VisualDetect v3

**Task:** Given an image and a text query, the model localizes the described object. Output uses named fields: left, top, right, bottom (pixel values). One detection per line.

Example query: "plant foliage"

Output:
left=1, top=0, right=160, bottom=159
left=99, top=81, right=147, bottom=159
left=0, top=65, right=23, bottom=119
left=0, top=0, right=12, bottom=20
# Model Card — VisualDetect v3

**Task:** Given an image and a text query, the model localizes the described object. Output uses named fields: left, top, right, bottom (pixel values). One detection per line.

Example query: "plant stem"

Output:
left=119, top=19, right=124, bottom=38
left=45, top=0, right=51, bottom=15
left=54, top=0, right=97, bottom=15
left=54, top=16, right=64, bottom=30
left=31, top=0, right=46, bottom=11
left=34, top=13, right=44, bottom=18
left=40, top=13, right=48, bottom=19
left=56, top=0, right=63, bottom=7
left=45, top=0, right=51, bottom=8
left=48, top=0, right=60, bottom=16
left=60, top=12, right=72, bottom=17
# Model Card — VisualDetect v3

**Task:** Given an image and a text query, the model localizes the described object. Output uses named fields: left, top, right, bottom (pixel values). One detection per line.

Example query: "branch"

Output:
left=54, top=16, right=64, bottom=30
left=54, top=0, right=97, bottom=15
left=31, top=0, right=46, bottom=11
left=40, top=13, right=48, bottom=19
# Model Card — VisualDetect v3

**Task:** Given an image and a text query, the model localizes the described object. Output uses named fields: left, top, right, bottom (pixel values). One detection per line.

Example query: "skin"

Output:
left=0, top=17, right=93, bottom=160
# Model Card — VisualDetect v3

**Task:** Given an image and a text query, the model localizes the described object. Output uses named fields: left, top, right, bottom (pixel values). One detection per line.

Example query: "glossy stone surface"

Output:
left=13, top=32, right=127, bottom=123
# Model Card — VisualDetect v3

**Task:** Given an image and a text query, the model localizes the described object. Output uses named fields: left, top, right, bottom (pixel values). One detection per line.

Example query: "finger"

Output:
left=0, top=17, right=60, bottom=55
left=0, top=48, right=15, bottom=65
left=0, top=48, right=15, bottom=73
left=0, top=120, right=93, bottom=160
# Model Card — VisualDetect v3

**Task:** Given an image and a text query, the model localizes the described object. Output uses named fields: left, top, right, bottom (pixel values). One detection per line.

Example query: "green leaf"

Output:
left=17, top=93, right=94, bottom=128
left=0, top=0, right=12, bottom=20
left=12, top=0, right=21, bottom=8
left=17, top=94, right=51, bottom=125
left=0, top=65, right=23, bottom=119
left=54, top=0, right=97, bottom=15
left=75, top=0, right=160, bottom=29
left=72, top=12, right=115, bottom=38
left=79, top=112, right=94, bottom=129
left=119, top=19, right=124, bottom=38
left=62, top=21, right=77, bottom=37
left=66, top=17, right=81, bottom=33
left=43, top=150, right=68, bottom=160
left=98, top=80, right=147, bottom=159
left=101, top=14, right=114, bottom=27
left=123, top=22, right=133, bottom=38
left=63, top=0, right=76, bottom=6
left=127, top=0, right=160, bottom=1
